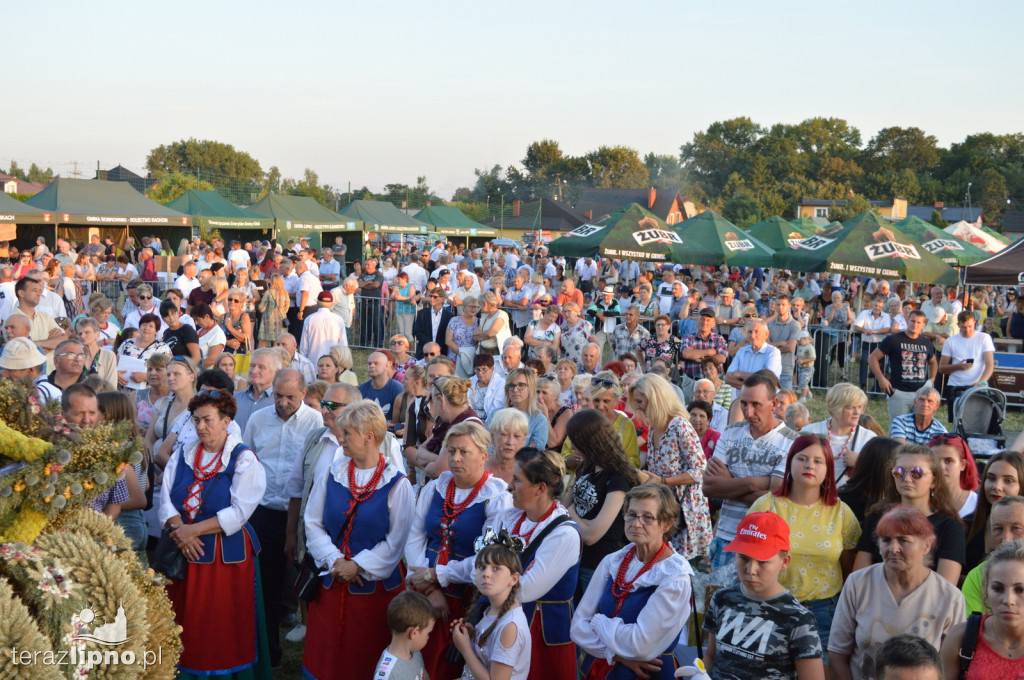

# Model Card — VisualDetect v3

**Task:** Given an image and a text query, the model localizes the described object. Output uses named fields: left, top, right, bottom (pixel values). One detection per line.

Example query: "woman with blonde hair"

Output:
left=211, top=276, right=229, bottom=316
left=629, top=373, right=712, bottom=559
left=220, top=287, right=253, bottom=355
left=413, top=375, right=481, bottom=479
left=215, top=351, right=248, bottom=392
left=445, top=295, right=480, bottom=378
left=487, top=408, right=529, bottom=483
left=473, top=291, right=510, bottom=356
left=496, top=367, right=548, bottom=451
left=802, top=382, right=877, bottom=482
left=258, top=273, right=289, bottom=347
left=329, top=345, right=358, bottom=386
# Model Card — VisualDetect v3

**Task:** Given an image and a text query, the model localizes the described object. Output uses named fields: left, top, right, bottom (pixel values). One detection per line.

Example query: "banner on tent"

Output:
left=922, top=238, right=964, bottom=254
left=602, top=247, right=667, bottom=260
left=864, top=242, right=921, bottom=261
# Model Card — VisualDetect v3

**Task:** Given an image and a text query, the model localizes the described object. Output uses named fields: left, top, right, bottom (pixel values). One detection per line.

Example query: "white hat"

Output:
left=0, top=337, right=46, bottom=370
left=932, top=306, right=947, bottom=322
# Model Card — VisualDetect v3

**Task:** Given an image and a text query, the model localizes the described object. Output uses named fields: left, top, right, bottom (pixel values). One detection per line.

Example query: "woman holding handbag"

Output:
left=220, top=288, right=253, bottom=356
left=258, top=274, right=289, bottom=348
left=474, top=291, right=511, bottom=356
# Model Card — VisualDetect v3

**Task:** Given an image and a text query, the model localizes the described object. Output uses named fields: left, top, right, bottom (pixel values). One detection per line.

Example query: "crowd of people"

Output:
left=4, top=231, right=1024, bottom=679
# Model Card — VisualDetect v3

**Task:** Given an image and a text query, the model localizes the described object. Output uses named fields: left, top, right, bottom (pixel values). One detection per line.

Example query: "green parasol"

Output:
left=670, top=210, right=776, bottom=267
left=773, top=211, right=959, bottom=284
left=547, top=203, right=715, bottom=262
left=790, top=217, right=822, bottom=233
left=892, top=215, right=990, bottom=266
left=745, top=215, right=816, bottom=252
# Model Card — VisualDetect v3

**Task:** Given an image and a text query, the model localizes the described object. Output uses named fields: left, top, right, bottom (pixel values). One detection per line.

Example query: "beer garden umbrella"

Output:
left=744, top=215, right=816, bottom=251
left=548, top=202, right=715, bottom=263
left=891, top=215, right=990, bottom=266
left=669, top=210, right=776, bottom=267
left=773, top=211, right=960, bottom=285
left=790, top=217, right=822, bottom=233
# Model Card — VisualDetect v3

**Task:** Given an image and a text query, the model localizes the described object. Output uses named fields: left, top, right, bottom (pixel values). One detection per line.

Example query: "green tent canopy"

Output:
left=548, top=203, right=714, bottom=262
left=891, top=215, right=989, bottom=266
left=744, top=216, right=815, bottom=251
left=981, top=224, right=1013, bottom=245
left=671, top=211, right=775, bottom=267
left=413, top=205, right=497, bottom=237
left=248, top=194, right=355, bottom=250
left=167, top=190, right=274, bottom=231
left=0, top=192, right=51, bottom=226
left=25, top=178, right=192, bottom=227
left=773, top=211, right=959, bottom=284
left=338, top=199, right=429, bottom=234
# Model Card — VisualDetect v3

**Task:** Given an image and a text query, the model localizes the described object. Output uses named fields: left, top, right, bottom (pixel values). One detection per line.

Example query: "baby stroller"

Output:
left=953, top=385, right=1007, bottom=456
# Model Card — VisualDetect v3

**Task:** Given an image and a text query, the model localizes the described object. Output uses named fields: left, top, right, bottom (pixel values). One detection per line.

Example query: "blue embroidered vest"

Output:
left=321, top=464, right=405, bottom=592
left=168, top=442, right=260, bottom=564
left=580, top=574, right=682, bottom=680
left=520, top=516, right=581, bottom=646
left=424, top=482, right=489, bottom=597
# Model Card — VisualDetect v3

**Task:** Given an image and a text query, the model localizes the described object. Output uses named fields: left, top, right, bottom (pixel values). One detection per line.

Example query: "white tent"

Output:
left=945, top=220, right=1006, bottom=253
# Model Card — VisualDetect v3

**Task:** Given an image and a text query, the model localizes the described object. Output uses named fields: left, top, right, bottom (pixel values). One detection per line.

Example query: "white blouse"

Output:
left=404, top=472, right=512, bottom=569
left=158, top=432, right=266, bottom=537
left=304, top=453, right=414, bottom=580
left=571, top=544, right=693, bottom=664
left=438, top=504, right=581, bottom=604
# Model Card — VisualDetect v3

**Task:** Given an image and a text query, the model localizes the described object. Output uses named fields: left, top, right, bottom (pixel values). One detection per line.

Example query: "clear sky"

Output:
left=4, top=0, right=1022, bottom=200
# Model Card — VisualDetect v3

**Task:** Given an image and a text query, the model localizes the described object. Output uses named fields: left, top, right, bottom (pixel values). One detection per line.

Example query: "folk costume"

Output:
left=302, top=452, right=414, bottom=680
left=572, top=543, right=694, bottom=680
left=159, top=432, right=271, bottom=678
left=406, top=470, right=512, bottom=680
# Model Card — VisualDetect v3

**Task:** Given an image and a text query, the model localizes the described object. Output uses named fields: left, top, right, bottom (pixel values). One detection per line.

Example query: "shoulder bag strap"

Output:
left=959, top=612, right=983, bottom=680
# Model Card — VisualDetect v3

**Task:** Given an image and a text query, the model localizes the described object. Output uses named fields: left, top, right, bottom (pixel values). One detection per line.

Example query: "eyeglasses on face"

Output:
left=423, top=351, right=438, bottom=358
left=390, top=340, right=407, bottom=346
left=892, top=465, right=927, bottom=481
left=57, top=352, right=86, bottom=360
left=138, top=295, right=152, bottom=301
left=623, top=511, right=659, bottom=526
left=320, top=400, right=347, bottom=411
left=505, top=382, right=530, bottom=392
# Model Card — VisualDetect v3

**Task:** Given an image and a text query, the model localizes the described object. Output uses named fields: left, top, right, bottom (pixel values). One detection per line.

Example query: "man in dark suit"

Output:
left=412, top=290, right=453, bottom=358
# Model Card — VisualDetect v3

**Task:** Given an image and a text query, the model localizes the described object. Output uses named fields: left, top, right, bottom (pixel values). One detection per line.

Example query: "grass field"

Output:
left=272, top=347, right=1023, bottom=678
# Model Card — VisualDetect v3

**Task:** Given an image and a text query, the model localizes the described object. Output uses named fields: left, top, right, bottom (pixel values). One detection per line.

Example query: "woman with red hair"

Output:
left=929, top=433, right=979, bottom=520
left=748, top=434, right=862, bottom=664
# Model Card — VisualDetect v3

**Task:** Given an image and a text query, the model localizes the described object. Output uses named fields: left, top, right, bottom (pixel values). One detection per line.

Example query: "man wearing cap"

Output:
left=0, top=336, right=57, bottom=401
left=587, top=285, right=621, bottom=358
left=715, top=286, right=743, bottom=337
left=680, top=308, right=728, bottom=387
left=704, top=372, right=796, bottom=587
left=300, top=291, right=346, bottom=364
left=703, top=511, right=824, bottom=680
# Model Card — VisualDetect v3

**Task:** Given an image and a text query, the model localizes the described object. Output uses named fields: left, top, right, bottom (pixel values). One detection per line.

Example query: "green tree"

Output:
left=26, top=163, right=53, bottom=184
left=470, top=165, right=511, bottom=203
left=978, top=167, right=1008, bottom=225
left=891, top=169, right=922, bottom=203
left=644, top=153, right=687, bottom=190
left=862, top=127, right=940, bottom=176
left=146, top=172, right=216, bottom=204
left=929, top=209, right=947, bottom=228
left=146, top=138, right=263, bottom=203
left=6, top=161, right=25, bottom=181
left=585, top=146, right=649, bottom=189
left=680, top=117, right=765, bottom=196
left=259, top=166, right=282, bottom=200
left=281, top=168, right=336, bottom=208
left=829, top=193, right=876, bottom=222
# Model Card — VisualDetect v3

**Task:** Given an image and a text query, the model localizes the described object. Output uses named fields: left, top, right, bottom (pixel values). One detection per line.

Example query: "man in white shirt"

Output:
left=173, top=261, right=201, bottom=301
left=574, top=257, right=597, bottom=293
left=243, top=369, right=323, bottom=668
left=0, top=266, right=17, bottom=321
left=484, top=338, right=524, bottom=418
left=295, top=259, right=323, bottom=326
left=401, top=257, right=428, bottom=294
left=853, top=295, right=892, bottom=392
left=939, top=311, right=995, bottom=423
left=300, top=291, right=346, bottom=364
left=228, top=241, right=250, bottom=275
left=275, top=333, right=316, bottom=383
left=299, top=248, right=320, bottom=278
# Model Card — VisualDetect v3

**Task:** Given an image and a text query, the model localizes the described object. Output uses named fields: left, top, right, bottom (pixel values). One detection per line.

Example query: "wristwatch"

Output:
left=423, top=569, right=434, bottom=583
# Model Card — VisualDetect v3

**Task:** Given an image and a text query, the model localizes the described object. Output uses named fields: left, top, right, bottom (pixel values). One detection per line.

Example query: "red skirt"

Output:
left=302, top=578, right=405, bottom=680
left=166, top=533, right=258, bottom=674
left=527, top=607, right=578, bottom=680
left=419, top=588, right=471, bottom=680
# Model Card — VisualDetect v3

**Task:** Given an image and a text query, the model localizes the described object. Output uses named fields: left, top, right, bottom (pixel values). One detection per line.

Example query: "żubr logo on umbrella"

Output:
left=791, top=234, right=834, bottom=250
left=723, top=231, right=754, bottom=251
left=566, top=224, right=605, bottom=238
left=922, top=238, right=965, bottom=254
left=864, top=226, right=921, bottom=261
left=632, top=217, right=681, bottom=246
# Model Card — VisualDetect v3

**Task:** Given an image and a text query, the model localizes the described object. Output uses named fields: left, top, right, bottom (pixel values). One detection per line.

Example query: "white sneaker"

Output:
left=285, top=624, right=306, bottom=643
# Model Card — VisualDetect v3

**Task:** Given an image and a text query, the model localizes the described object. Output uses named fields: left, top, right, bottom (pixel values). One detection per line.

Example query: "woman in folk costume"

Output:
left=405, top=420, right=513, bottom=680
left=302, top=399, right=415, bottom=680
left=572, top=484, right=694, bottom=680
left=444, top=446, right=582, bottom=680
left=159, top=389, right=271, bottom=678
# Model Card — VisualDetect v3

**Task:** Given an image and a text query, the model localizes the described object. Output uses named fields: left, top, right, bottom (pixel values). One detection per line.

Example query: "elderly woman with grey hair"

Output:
left=559, top=301, right=596, bottom=366
left=487, top=407, right=530, bottom=483
left=75, top=316, right=119, bottom=387
left=123, top=282, right=160, bottom=330
left=473, top=290, right=510, bottom=356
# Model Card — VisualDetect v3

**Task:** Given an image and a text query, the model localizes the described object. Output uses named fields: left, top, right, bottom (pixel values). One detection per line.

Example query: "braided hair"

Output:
left=470, top=543, right=523, bottom=647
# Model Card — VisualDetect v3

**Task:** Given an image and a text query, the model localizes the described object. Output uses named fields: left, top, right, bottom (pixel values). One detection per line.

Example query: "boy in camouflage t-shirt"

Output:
left=704, top=513, right=823, bottom=680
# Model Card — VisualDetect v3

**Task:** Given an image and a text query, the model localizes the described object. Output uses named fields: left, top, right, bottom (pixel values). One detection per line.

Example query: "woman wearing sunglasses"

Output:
left=637, top=315, right=681, bottom=373
left=851, top=444, right=966, bottom=585
left=830, top=505, right=965, bottom=680
left=219, top=287, right=253, bottom=355
left=13, top=250, right=34, bottom=279
left=122, top=283, right=159, bottom=330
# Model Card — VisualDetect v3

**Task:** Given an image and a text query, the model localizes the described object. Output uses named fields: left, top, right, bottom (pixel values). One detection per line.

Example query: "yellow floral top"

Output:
left=748, top=494, right=861, bottom=602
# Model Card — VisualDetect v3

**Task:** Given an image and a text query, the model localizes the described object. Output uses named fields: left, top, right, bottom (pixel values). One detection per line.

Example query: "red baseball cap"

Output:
left=725, top=512, right=790, bottom=560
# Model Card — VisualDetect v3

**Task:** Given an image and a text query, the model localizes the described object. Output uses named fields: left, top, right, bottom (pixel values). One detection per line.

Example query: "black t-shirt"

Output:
left=359, top=271, right=385, bottom=299
left=855, top=510, right=966, bottom=568
left=877, top=331, right=935, bottom=392
left=572, top=466, right=630, bottom=569
left=163, top=324, right=200, bottom=357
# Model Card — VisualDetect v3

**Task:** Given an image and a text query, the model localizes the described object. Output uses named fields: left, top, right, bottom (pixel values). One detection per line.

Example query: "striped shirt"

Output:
left=890, top=413, right=948, bottom=445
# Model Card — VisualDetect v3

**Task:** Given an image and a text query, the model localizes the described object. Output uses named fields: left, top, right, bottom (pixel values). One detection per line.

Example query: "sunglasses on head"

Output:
left=197, top=389, right=226, bottom=399
left=892, top=465, right=927, bottom=481
left=591, top=377, right=617, bottom=388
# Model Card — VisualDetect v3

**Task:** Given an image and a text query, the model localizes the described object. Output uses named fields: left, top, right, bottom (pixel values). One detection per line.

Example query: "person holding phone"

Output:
left=938, top=311, right=995, bottom=423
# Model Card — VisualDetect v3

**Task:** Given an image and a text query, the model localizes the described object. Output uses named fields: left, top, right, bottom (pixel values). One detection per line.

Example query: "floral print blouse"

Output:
left=638, top=335, right=681, bottom=371
left=647, top=415, right=712, bottom=559
left=560, top=318, right=594, bottom=367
